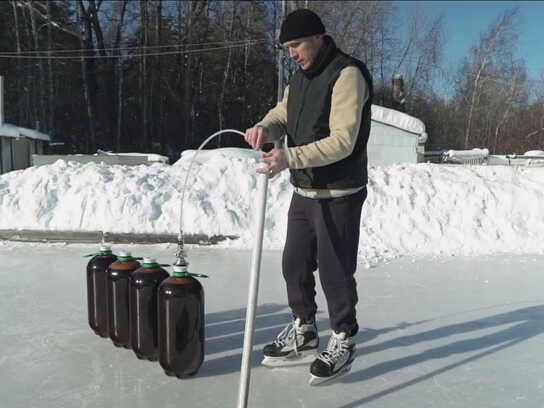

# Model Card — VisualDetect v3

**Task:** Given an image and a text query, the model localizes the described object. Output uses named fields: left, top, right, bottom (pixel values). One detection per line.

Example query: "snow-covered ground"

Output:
left=1, top=148, right=544, bottom=266
left=2, top=242, right=544, bottom=408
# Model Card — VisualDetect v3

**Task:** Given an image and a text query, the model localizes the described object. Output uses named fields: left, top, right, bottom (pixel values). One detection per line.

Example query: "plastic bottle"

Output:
left=130, top=257, right=170, bottom=360
left=158, top=264, right=207, bottom=378
left=107, top=251, right=141, bottom=348
left=85, top=245, right=117, bottom=338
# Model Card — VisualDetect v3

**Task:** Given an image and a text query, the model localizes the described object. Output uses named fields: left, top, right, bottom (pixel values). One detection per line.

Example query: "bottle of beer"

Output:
left=107, top=251, right=140, bottom=348
left=158, top=263, right=207, bottom=377
left=130, top=257, right=169, bottom=360
left=85, top=245, right=117, bottom=338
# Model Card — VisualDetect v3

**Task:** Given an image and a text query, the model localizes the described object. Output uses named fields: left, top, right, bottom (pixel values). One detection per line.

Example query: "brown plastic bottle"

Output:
left=158, top=265, right=205, bottom=378
left=129, top=257, right=170, bottom=361
left=86, top=245, right=117, bottom=338
left=107, top=251, right=141, bottom=348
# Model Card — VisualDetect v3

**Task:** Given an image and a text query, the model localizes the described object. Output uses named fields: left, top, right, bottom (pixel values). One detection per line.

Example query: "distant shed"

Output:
left=369, top=105, right=427, bottom=166
left=0, top=123, right=50, bottom=174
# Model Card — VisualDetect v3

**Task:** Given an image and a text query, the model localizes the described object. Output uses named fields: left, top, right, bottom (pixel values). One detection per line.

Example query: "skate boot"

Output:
left=309, top=331, right=355, bottom=385
left=261, top=317, right=318, bottom=367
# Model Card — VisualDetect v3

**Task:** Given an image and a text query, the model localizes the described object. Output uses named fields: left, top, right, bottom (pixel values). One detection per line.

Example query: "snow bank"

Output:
left=98, top=150, right=169, bottom=163
left=1, top=148, right=543, bottom=265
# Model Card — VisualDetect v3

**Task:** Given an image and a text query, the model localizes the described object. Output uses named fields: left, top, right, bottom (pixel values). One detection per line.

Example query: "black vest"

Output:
left=286, top=43, right=373, bottom=189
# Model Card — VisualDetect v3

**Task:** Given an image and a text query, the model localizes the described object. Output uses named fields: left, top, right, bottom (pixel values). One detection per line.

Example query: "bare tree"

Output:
left=523, top=77, right=544, bottom=143
left=9, top=1, right=23, bottom=123
left=217, top=1, right=237, bottom=146
left=76, top=0, right=97, bottom=152
left=46, top=0, right=54, bottom=135
left=158, top=1, right=209, bottom=148
left=491, top=61, right=526, bottom=153
left=112, top=0, right=128, bottom=152
left=153, top=0, right=163, bottom=152
left=139, top=0, right=149, bottom=150
left=306, top=1, right=443, bottom=109
left=27, top=1, right=46, bottom=131
left=309, top=1, right=395, bottom=72
left=390, top=7, right=444, bottom=109
left=460, top=8, right=520, bottom=149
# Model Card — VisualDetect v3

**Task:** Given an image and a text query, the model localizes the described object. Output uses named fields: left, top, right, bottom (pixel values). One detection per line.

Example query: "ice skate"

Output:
left=261, top=317, right=318, bottom=368
left=309, top=331, right=355, bottom=385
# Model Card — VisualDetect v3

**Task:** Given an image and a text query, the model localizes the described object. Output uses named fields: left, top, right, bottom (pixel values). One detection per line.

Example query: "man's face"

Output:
left=282, top=35, right=323, bottom=70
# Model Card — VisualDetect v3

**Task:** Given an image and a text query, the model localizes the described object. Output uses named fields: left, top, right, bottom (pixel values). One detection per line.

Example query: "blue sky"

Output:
left=395, top=1, right=544, bottom=81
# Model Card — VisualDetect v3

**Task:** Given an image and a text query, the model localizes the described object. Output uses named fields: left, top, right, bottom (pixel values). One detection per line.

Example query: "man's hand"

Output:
left=258, top=148, right=287, bottom=176
left=245, top=126, right=271, bottom=150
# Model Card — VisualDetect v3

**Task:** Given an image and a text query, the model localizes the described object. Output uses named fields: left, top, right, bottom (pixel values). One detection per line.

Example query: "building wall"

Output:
left=368, top=121, right=419, bottom=167
left=12, top=138, right=29, bottom=170
left=0, top=137, right=12, bottom=174
left=0, top=136, right=47, bottom=174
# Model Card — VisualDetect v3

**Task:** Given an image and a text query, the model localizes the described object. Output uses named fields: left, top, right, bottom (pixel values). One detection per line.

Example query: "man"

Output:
left=245, top=8, right=373, bottom=384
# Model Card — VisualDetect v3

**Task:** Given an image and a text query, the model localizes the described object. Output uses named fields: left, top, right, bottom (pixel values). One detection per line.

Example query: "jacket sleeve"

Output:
left=287, top=66, right=369, bottom=169
left=255, top=86, right=289, bottom=142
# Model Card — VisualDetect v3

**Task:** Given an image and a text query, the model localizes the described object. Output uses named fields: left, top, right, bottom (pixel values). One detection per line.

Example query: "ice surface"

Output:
left=2, top=242, right=544, bottom=408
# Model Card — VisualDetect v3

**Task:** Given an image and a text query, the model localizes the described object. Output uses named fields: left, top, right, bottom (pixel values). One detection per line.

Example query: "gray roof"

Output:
left=0, top=123, right=50, bottom=142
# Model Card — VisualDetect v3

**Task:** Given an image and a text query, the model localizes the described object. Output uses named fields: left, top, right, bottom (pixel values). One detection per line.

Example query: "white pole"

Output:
left=236, top=171, right=269, bottom=408
left=237, top=1, right=283, bottom=400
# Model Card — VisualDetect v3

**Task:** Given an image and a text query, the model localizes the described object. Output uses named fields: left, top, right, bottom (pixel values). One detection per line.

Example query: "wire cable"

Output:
left=0, top=40, right=270, bottom=60
left=0, top=38, right=270, bottom=56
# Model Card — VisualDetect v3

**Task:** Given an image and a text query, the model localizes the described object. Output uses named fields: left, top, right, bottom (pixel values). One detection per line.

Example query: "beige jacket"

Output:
left=257, top=66, right=369, bottom=198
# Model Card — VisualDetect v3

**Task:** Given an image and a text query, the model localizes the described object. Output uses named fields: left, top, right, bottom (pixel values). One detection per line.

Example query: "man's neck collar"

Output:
left=302, top=36, right=337, bottom=79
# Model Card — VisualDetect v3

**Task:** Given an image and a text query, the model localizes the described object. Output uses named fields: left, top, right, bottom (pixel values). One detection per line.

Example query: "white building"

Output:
left=0, top=124, right=51, bottom=174
left=369, top=104, right=427, bottom=166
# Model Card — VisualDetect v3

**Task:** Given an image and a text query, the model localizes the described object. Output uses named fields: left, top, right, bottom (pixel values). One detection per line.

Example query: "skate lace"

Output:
left=273, top=320, right=303, bottom=354
left=317, top=332, right=350, bottom=366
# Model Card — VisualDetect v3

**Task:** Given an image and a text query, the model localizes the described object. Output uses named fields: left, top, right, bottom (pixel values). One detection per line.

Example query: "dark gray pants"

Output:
left=282, top=188, right=366, bottom=336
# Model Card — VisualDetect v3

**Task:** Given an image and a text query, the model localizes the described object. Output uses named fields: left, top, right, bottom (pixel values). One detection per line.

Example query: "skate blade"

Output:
left=261, top=350, right=317, bottom=368
left=308, top=364, right=352, bottom=386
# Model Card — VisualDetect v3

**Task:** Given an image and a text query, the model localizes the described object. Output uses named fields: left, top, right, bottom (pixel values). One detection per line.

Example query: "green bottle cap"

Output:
left=83, top=244, right=114, bottom=257
left=172, top=265, right=208, bottom=279
left=116, top=250, right=142, bottom=263
left=140, top=257, right=170, bottom=268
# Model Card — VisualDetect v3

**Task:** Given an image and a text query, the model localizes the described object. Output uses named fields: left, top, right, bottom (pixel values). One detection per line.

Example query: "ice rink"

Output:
left=2, top=242, right=544, bottom=407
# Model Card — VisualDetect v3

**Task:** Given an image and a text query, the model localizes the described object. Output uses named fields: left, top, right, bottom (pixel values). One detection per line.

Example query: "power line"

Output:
left=0, top=38, right=270, bottom=56
left=0, top=40, right=269, bottom=60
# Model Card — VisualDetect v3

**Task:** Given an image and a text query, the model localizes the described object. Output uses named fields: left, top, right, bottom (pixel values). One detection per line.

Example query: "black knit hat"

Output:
left=279, top=9, right=325, bottom=44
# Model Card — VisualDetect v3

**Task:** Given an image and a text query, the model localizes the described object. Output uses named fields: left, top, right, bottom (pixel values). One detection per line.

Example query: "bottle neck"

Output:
left=117, top=256, right=140, bottom=262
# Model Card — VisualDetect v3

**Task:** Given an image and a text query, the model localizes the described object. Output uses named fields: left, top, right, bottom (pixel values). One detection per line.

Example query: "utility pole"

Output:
left=0, top=76, right=4, bottom=126
left=276, top=0, right=286, bottom=103
left=392, top=74, right=406, bottom=112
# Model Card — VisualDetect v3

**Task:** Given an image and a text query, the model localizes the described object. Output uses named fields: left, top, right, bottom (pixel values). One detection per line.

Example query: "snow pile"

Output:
left=361, top=163, right=544, bottom=264
left=97, top=150, right=169, bottom=163
left=444, top=148, right=489, bottom=160
left=1, top=148, right=544, bottom=265
left=524, top=150, right=544, bottom=156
